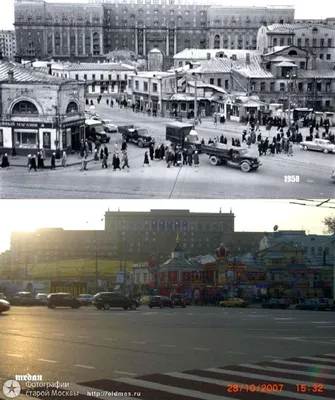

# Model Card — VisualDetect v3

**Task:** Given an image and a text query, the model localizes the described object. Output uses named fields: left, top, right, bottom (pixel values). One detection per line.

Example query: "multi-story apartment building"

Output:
left=257, top=23, right=335, bottom=61
left=5, top=209, right=265, bottom=267
left=207, top=6, right=294, bottom=50
left=14, top=0, right=294, bottom=67
left=0, top=30, right=16, bottom=60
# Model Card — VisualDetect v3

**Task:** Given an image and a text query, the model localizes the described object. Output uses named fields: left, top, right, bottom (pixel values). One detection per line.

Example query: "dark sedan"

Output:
left=295, top=299, right=329, bottom=311
left=0, top=299, right=10, bottom=313
left=149, top=296, right=175, bottom=309
left=262, top=299, right=289, bottom=309
left=170, top=294, right=186, bottom=308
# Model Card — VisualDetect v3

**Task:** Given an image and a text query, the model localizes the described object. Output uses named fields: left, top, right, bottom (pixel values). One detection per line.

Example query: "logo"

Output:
left=2, top=380, right=21, bottom=398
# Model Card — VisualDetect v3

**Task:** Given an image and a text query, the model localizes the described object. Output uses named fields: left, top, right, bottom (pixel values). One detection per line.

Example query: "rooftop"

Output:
left=174, top=48, right=261, bottom=60
left=53, top=62, right=136, bottom=72
left=0, top=60, right=75, bottom=84
left=266, top=23, right=335, bottom=31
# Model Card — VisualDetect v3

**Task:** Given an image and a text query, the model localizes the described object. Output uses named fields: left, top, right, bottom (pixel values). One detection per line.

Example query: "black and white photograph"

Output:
left=0, top=0, right=334, bottom=198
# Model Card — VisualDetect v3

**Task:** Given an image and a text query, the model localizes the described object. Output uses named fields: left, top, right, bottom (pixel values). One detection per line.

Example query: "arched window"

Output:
left=66, top=102, right=78, bottom=114
left=214, top=34, right=220, bottom=49
left=12, top=101, right=38, bottom=115
left=288, top=50, right=297, bottom=56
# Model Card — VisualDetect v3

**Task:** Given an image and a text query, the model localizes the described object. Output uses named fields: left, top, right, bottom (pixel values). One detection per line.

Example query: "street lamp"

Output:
left=86, top=219, right=103, bottom=293
left=286, top=70, right=296, bottom=130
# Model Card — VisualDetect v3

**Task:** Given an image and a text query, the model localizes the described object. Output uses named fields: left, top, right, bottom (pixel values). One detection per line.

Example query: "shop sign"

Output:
left=50, top=281, right=87, bottom=297
left=0, top=120, right=53, bottom=129
left=62, top=118, right=85, bottom=129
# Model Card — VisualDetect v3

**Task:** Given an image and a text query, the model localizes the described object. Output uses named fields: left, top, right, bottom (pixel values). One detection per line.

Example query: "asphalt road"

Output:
left=1, top=305, right=335, bottom=399
left=0, top=105, right=334, bottom=199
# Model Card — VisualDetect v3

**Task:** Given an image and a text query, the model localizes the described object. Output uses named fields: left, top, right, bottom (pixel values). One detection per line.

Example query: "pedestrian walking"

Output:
left=187, top=151, right=193, bottom=166
left=30, top=155, right=37, bottom=172
left=121, top=140, right=127, bottom=152
left=288, top=141, right=293, bottom=156
left=193, top=151, right=199, bottom=167
left=1, top=153, right=9, bottom=169
left=122, top=151, right=130, bottom=170
left=81, top=154, right=88, bottom=171
left=51, top=153, right=56, bottom=170
left=102, top=153, right=108, bottom=169
left=149, top=142, right=154, bottom=161
left=12, top=145, right=16, bottom=158
left=103, top=145, right=109, bottom=160
left=27, top=154, right=32, bottom=170
left=100, top=148, right=104, bottom=161
left=112, top=153, right=121, bottom=171
left=62, top=151, right=67, bottom=167
left=182, top=148, right=188, bottom=165
left=143, top=151, right=150, bottom=167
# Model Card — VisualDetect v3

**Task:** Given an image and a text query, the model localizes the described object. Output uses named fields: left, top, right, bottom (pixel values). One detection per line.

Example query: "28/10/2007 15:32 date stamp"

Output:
left=227, top=383, right=324, bottom=393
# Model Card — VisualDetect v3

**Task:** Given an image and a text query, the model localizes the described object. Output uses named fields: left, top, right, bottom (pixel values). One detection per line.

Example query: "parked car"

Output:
left=10, top=292, right=37, bottom=306
left=0, top=299, right=10, bottom=313
left=93, top=292, right=139, bottom=310
left=295, top=299, right=329, bottom=311
left=77, top=294, right=94, bottom=306
left=183, top=296, right=192, bottom=305
left=35, top=293, right=49, bottom=305
left=170, top=293, right=186, bottom=308
left=0, top=292, right=7, bottom=300
left=220, top=297, right=249, bottom=307
left=46, top=293, right=81, bottom=309
left=139, top=296, right=152, bottom=305
left=149, top=296, right=175, bottom=309
left=262, top=299, right=289, bottom=309
left=102, top=119, right=118, bottom=133
left=300, top=139, right=335, bottom=154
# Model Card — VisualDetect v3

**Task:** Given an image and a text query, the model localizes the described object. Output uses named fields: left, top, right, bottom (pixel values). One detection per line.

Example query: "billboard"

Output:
left=50, top=281, right=87, bottom=297
left=0, top=280, right=51, bottom=298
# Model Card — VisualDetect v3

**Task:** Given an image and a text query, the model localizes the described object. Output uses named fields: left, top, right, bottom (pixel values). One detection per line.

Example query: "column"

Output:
left=166, top=29, right=169, bottom=56
left=100, top=31, right=103, bottom=54
left=135, top=26, right=138, bottom=54
left=75, top=29, right=78, bottom=56
left=228, top=34, right=231, bottom=49
left=52, top=29, right=55, bottom=54
left=143, top=27, right=146, bottom=56
left=44, top=28, right=48, bottom=56
left=67, top=30, right=70, bottom=55
left=60, top=32, right=63, bottom=55
left=91, top=32, right=94, bottom=55
left=82, top=31, right=86, bottom=55
left=174, top=29, right=177, bottom=55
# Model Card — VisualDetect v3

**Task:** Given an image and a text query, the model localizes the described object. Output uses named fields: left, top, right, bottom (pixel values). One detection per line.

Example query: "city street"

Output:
left=0, top=104, right=334, bottom=199
left=1, top=305, right=335, bottom=399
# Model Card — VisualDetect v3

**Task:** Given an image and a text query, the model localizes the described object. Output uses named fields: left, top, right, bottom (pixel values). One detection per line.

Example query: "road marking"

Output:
left=227, top=351, right=245, bottom=355
left=78, top=335, right=91, bottom=339
left=103, top=338, right=118, bottom=341
left=274, top=318, right=295, bottom=320
left=272, top=359, right=335, bottom=371
left=193, top=347, right=211, bottom=351
left=159, top=344, right=176, bottom=348
left=73, top=364, right=96, bottom=369
left=241, top=363, right=335, bottom=378
left=52, top=333, right=65, bottom=336
left=37, top=359, right=57, bottom=363
left=7, top=354, right=23, bottom=358
left=115, top=376, right=227, bottom=400
left=113, top=371, right=137, bottom=376
left=130, top=341, right=146, bottom=344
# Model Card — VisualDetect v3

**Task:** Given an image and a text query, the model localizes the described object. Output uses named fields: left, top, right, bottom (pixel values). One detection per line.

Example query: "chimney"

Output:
left=207, top=53, right=211, bottom=60
left=312, top=54, right=317, bottom=70
left=8, top=70, right=14, bottom=83
left=47, top=63, right=52, bottom=75
left=231, top=54, right=237, bottom=61
left=246, top=53, right=250, bottom=65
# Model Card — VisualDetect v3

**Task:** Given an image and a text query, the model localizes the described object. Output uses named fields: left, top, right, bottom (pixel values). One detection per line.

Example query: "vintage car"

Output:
left=300, top=139, right=335, bottom=154
left=202, top=143, right=261, bottom=172
left=101, top=119, right=118, bottom=133
left=118, top=125, right=153, bottom=147
left=220, top=297, right=249, bottom=307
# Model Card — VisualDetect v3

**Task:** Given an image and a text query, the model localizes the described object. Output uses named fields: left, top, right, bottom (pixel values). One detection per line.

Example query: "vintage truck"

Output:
left=166, top=122, right=202, bottom=152
left=202, top=143, right=261, bottom=172
left=118, top=125, right=153, bottom=147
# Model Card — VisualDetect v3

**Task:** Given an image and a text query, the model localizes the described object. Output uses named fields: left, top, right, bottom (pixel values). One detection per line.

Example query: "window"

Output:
left=225, top=79, right=229, bottom=89
left=66, top=102, right=78, bottom=114
left=280, top=38, right=284, bottom=46
left=108, top=74, right=111, bottom=81
left=270, top=82, right=275, bottom=91
left=298, top=82, right=303, bottom=92
left=317, top=82, right=321, bottom=91
left=318, top=247, right=322, bottom=256
left=311, top=247, right=315, bottom=255
left=214, top=34, right=220, bottom=49
left=143, top=81, right=148, bottom=91
left=328, top=38, right=332, bottom=47
left=325, top=100, right=330, bottom=108
left=100, top=74, right=103, bottom=80
left=260, top=82, right=266, bottom=91
left=320, top=38, right=324, bottom=47
left=280, top=82, right=285, bottom=91
left=326, top=54, right=331, bottom=60
left=217, top=78, right=221, bottom=87
left=152, top=83, right=157, bottom=92
left=320, top=54, right=324, bottom=59
left=307, top=82, right=313, bottom=92
left=75, top=74, right=79, bottom=80
left=92, top=74, right=96, bottom=80
left=300, top=61, right=305, bottom=69
left=313, top=38, right=317, bottom=47
left=12, top=101, right=38, bottom=115
left=84, top=74, right=87, bottom=80
left=305, top=38, right=309, bottom=47
left=273, top=38, right=277, bottom=46
left=287, top=37, right=292, bottom=46
left=117, top=74, right=120, bottom=81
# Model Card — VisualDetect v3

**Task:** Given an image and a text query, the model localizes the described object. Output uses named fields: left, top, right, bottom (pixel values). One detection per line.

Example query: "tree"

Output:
left=323, top=215, right=335, bottom=234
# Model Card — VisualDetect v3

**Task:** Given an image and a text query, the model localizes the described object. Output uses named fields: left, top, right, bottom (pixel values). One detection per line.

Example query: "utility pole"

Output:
left=287, top=70, right=296, bottom=130
left=194, top=74, right=197, bottom=124
left=94, top=230, right=98, bottom=293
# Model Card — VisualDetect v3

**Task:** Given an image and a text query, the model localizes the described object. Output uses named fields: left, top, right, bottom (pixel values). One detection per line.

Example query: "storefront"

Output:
left=61, top=118, right=85, bottom=153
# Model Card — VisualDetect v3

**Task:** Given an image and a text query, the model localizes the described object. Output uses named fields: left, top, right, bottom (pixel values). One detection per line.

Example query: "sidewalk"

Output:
left=8, top=153, right=94, bottom=169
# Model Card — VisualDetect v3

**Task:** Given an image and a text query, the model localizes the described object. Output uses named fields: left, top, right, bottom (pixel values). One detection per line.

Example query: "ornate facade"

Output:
left=14, top=0, right=294, bottom=64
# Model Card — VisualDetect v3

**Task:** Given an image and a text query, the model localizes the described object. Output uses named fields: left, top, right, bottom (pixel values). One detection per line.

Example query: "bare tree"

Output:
left=323, top=215, right=335, bottom=235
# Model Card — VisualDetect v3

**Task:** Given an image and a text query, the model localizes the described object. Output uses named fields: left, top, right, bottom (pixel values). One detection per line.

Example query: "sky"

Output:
left=0, top=199, right=333, bottom=253
left=1, top=0, right=334, bottom=30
